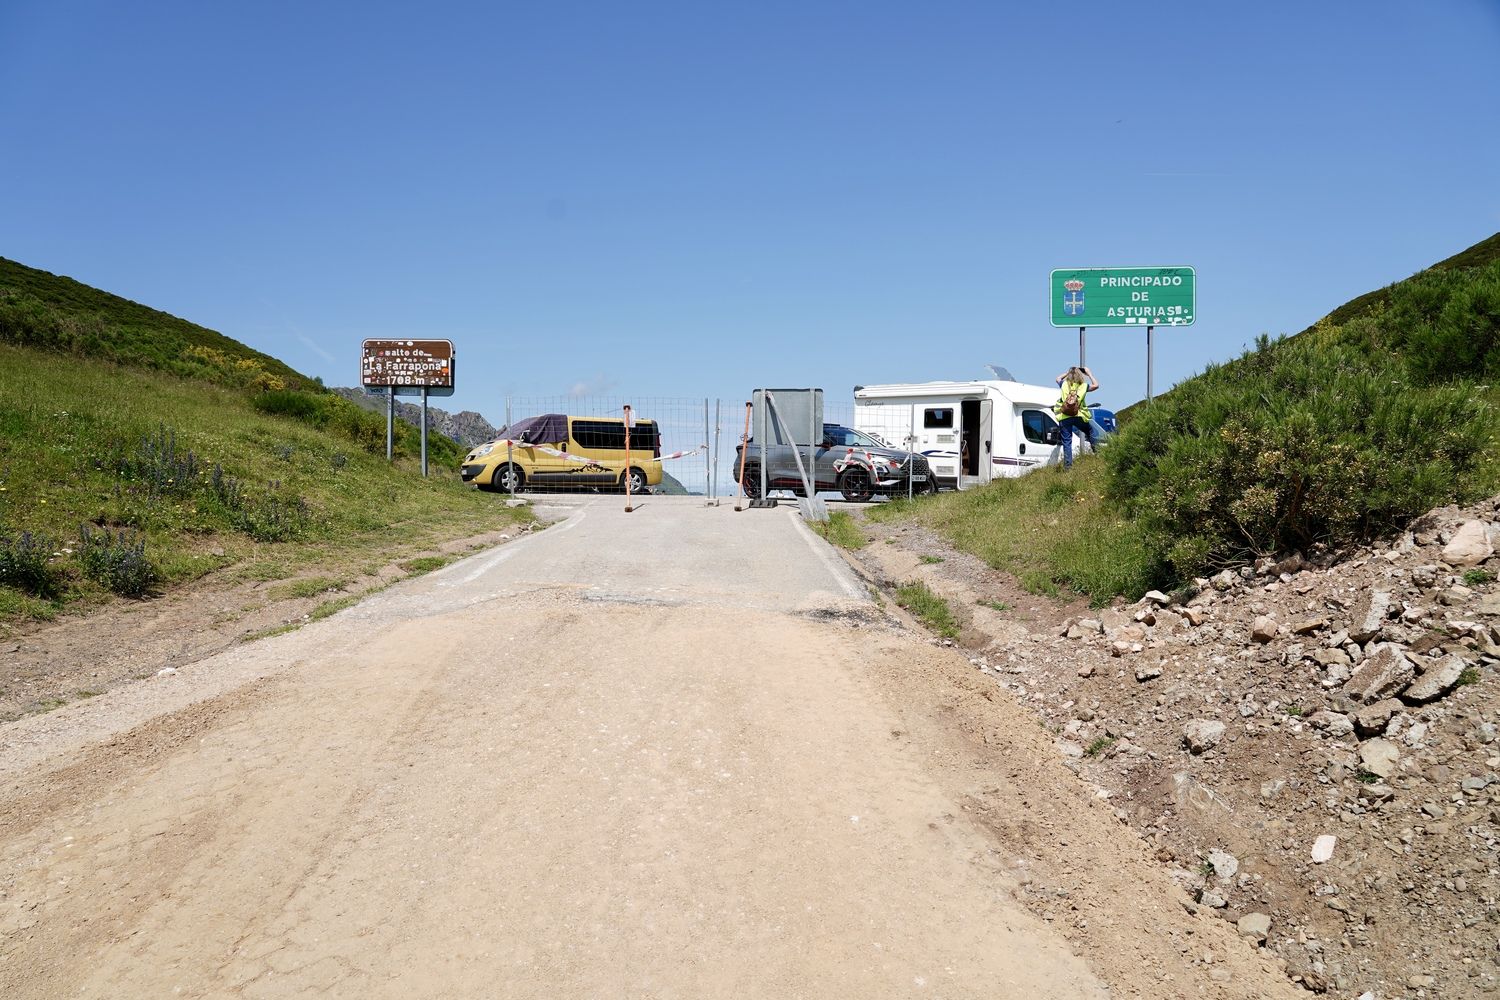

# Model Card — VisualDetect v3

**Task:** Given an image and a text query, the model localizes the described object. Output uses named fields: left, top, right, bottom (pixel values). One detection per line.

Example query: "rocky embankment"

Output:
left=854, top=499, right=1500, bottom=999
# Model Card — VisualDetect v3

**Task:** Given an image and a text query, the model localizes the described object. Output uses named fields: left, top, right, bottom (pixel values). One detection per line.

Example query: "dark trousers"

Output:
left=1058, top=416, right=1094, bottom=467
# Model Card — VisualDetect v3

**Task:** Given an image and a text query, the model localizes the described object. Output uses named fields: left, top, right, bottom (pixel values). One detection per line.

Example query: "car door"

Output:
left=1019, top=408, right=1062, bottom=473
left=817, top=426, right=850, bottom=490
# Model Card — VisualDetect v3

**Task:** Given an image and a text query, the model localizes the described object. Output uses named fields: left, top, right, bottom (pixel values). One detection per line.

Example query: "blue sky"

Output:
left=4, top=0, right=1499, bottom=428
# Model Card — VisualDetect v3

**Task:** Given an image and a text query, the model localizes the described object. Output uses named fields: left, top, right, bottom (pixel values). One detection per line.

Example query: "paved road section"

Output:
left=0, top=497, right=1289, bottom=998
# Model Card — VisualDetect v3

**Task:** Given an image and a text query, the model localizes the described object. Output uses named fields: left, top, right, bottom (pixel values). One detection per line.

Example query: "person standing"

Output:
left=1052, top=365, right=1100, bottom=469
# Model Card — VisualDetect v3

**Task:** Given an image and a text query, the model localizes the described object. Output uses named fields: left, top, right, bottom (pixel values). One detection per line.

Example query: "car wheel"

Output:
left=838, top=466, right=876, bottom=503
left=492, top=463, right=524, bottom=494
left=741, top=465, right=763, bottom=499
left=620, top=467, right=648, bottom=494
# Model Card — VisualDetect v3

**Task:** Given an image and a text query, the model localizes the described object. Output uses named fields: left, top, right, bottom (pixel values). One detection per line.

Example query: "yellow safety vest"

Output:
left=1054, top=380, right=1091, bottom=421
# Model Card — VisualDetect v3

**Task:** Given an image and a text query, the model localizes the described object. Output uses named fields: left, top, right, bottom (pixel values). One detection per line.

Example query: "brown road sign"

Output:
left=361, top=339, right=454, bottom=389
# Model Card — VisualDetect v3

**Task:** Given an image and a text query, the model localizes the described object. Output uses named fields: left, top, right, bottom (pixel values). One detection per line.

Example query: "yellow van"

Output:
left=460, top=413, right=664, bottom=494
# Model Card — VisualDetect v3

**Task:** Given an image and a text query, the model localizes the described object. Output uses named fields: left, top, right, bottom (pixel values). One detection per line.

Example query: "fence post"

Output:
left=712, top=399, right=722, bottom=504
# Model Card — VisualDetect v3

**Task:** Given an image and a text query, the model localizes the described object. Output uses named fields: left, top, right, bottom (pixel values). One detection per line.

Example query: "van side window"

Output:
left=1022, top=409, right=1059, bottom=444
left=924, top=408, right=954, bottom=429
left=571, top=420, right=658, bottom=451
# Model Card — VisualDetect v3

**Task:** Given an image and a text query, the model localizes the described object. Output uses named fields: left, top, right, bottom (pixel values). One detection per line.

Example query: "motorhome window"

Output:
left=1021, top=409, right=1059, bottom=444
left=924, top=408, right=954, bottom=429
left=571, top=420, right=658, bottom=451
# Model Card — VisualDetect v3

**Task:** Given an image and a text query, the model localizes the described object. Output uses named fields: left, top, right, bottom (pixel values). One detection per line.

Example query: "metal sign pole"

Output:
left=420, top=387, right=429, bottom=477
left=505, top=397, right=513, bottom=491
left=807, top=395, right=816, bottom=502
left=386, top=387, right=394, bottom=462
left=1079, top=326, right=1087, bottom=368
left=758, top=393, right=767, bottom=501
left=704, top=397, right=711, bottom=501
left=1146, top=325, right=1155, bottom=401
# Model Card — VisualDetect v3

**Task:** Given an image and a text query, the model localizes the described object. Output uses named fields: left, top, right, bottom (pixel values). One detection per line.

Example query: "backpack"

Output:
left=1060, top=390, right=1081, bottom=417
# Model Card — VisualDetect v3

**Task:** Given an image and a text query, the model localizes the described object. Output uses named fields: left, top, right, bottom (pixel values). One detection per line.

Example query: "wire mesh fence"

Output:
left=502, top=395, right=726, bottom=498
left=489, top=391, right=873, bottom=501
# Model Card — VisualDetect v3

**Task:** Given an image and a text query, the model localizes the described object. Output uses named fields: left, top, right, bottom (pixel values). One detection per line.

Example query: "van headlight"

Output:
left=471, top=443, right=495, bottom=459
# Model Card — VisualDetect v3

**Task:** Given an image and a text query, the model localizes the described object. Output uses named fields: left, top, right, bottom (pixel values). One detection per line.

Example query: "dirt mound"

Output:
left=852, top=498, right=1500, bottom=998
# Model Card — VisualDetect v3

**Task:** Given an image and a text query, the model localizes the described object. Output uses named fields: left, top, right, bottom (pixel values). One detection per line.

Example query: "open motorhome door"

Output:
left=958, top=397, right=993, bottom=489
left=978, top=397, right=993, bottom=486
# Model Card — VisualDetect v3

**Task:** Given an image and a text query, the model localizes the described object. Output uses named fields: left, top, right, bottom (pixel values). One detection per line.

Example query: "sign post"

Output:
left=1050, top=267, right=1195, bottom=403
left=361, top=339, right=455, bottom=474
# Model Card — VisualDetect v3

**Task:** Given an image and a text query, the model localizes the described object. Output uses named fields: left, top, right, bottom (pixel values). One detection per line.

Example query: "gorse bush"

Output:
left=1108, top=266, right=1496, bottom=578
left=1368, top=260, right=1500, bottom=385
left=0, top=530, right=61, bottom=598
left=77, top=524, right=157, bottom=597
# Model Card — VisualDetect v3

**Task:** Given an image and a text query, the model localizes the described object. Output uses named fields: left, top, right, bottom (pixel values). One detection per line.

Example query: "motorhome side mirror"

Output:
left=1044, top=429, right=1062, bottom=445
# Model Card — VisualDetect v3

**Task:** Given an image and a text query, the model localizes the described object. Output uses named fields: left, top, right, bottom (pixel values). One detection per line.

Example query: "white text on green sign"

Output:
left=1049, top=267, right=1195, bottom=328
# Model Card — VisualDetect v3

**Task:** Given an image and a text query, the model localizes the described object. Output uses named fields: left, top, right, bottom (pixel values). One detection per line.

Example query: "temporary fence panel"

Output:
left=503, top=395, right=719, bottom=498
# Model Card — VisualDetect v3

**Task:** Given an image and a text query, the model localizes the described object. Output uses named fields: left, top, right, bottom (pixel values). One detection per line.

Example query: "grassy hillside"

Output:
left=0, top=259, right=525, bottom=623
left=0, top=257, right=311, bottom=391
left=875, top=232, right=1500, bottom=604
left=0, top=257, right=467, bottom=468
left=0, top=345, right=528, bottom=620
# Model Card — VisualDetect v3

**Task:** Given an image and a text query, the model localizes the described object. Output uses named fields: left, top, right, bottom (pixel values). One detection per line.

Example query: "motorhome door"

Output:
left=958, top=398, right=993, bottom=489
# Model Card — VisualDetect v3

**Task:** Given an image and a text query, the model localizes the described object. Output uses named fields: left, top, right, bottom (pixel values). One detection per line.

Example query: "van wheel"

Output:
left=741, top=465, right=763, bottom=500
left=838, top=467, right=876, bottom=503
left=620, top=467, right=648, bottom=495
left=492, top=463, right=524, bottom=494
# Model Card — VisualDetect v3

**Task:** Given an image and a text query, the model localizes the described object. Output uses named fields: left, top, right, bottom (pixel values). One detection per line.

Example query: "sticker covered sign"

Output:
left=361, top=339, right=454, bottom=389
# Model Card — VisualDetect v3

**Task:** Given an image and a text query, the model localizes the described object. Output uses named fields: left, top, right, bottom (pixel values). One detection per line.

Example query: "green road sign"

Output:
left=1050, top=266, right=1195, bottom=328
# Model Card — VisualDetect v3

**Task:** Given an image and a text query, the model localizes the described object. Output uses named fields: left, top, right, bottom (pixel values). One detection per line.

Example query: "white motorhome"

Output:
left=853, top=379, right=1065, bottom=490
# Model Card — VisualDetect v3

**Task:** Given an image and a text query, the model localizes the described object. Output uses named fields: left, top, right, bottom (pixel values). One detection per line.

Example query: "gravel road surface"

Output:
left=0, top=497, right=1296, bottom=998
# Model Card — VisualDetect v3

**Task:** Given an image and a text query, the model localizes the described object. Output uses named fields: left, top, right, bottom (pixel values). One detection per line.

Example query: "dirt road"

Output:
left=0, top=498, right=1300, bottom=998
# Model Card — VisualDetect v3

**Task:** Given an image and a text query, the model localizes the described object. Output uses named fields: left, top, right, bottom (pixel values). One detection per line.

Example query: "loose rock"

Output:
left=1359, top=737, right=1401, bottom=778
left=1441, top=519, right=1494, bottom=566
left=1401, top=654, right=1467, bottom=704
left=1236, top=912, right=1271, bottom=943
left=1344, top=643, right=1415, bottom=704
left=1183, top=719, right=1226, bottom=754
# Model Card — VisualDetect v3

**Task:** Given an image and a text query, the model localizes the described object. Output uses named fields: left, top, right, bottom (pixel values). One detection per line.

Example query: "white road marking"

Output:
left=437, top=507, right=588, bottom=586
left=788, top=509, right=869, bottom=601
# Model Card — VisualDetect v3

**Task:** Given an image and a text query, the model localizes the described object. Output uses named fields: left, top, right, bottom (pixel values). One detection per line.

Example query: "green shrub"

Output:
left=0, top=530, right=62, bottom=598
left=252, top=389, right=329, bottom=424
left=1108, top=332, right=1486, bottom=577
left=77, top=524, right=158, bottom=597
